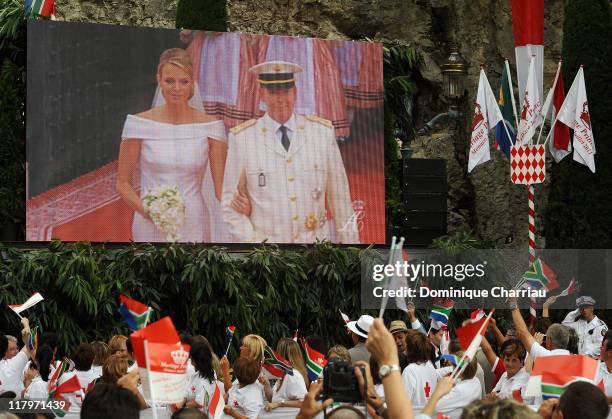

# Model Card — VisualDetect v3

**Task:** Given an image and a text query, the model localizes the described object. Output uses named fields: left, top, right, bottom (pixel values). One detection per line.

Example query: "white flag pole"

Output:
left=450, top=310, right=494, bottom=379
left=505, top=59, right=520, bottom=135
left=224, top=334, right=234, bottom=357
left=144, top=308, right=152, bottom=328
left=143, top=340, right=158, bottom=419
left=378, top=236, right=399, bottom=318
left=536, top=61, right=562, bottom=144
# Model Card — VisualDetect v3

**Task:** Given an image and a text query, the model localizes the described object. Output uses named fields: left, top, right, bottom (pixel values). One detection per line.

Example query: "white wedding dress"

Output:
left=120, top=115, right=227, bottom=242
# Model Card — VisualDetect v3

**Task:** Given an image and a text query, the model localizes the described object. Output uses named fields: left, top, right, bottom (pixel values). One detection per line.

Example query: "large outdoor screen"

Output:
left=26, top=21, right=385, bottom=244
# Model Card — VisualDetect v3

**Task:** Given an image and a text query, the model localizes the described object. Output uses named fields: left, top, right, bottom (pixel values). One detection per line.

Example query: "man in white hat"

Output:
left=347, top=315, right=374, bottom=364
left=561, top=295, right=608, bottom=358
left=221, top=61, right=359, bottom=244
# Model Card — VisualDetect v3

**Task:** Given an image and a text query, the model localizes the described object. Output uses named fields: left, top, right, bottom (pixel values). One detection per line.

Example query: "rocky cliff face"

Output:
left=56, top=0, right=565, bottom=248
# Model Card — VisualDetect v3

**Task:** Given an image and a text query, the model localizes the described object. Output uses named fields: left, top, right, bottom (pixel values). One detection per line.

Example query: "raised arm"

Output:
left=508, top=296, right=535, bottom=352
left=490, top=317, right=506, bottom=346
left=221, top=134, right=259, bottom=242
left=116, top=139, right=147, bottom=216
left=208, top=138, right=228, bottom=201
left=480, top=334, right=498, bottom=368
left=366, top=319, right=414, bottom=419
left=542, top=295, right=558, bottom=319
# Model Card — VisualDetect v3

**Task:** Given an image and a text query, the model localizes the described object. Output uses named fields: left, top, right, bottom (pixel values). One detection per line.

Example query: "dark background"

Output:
left=27, top=20, right=182, bottom=197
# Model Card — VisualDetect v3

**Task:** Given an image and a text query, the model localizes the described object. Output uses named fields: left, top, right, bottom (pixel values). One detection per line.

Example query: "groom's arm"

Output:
left=222, top=132, right=259, bottom=242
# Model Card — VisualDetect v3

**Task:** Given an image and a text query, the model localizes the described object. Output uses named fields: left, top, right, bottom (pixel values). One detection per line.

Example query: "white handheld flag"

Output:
left=517, top=56, right=543, bottom=145
left=9, top=293, right=44, bottom=315
left=468, top=68, right=504, bottom=172
left=556, top=67, right=595, bottom=172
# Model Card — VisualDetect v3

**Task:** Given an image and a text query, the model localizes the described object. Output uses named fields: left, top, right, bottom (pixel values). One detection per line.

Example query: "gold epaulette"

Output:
left=306, top=115, right=333, bottom=128
left=230, top=119, right=257, bottom=135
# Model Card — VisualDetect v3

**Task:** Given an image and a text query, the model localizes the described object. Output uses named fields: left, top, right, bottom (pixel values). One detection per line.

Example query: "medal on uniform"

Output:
left=311, top=187, right=322, bottom=200
left=259, top=172, right=266, bottom=187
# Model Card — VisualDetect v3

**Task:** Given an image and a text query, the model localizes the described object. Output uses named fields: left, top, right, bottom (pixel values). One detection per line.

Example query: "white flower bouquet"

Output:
left=141, top=185, right=186, bottom=242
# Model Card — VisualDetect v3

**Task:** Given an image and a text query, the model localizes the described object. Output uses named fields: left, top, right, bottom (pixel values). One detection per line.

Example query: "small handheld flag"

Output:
left=263, top=346, right=293, bottom=378
left=557, top=278, right=579, bottom=298
left=224, top=326, right=236, bottom=356
left=438, top=354, right=460, bottom=366
left=301, top=339, right=327, bottom=381
left=25, top=0, right=56, bottom=18
left=208, top=382, right=225, bottom=419
left=28, top=325, right=39, bottom=351
left=429, top=298, right=454, bottom=328
left=9, top=292, right=44, bottom=318
left=519, top=258, right=560, bottom=291
left=118, top=295, right=152, bottom=331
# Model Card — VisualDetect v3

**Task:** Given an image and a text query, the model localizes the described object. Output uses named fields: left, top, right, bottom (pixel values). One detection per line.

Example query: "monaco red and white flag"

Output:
left=512, top=0, right=544, bottom=105
left=468, top=68, right=503, bottom=172
left=556, top=67, right=596, bottom=172
left=542, top=62, right=571, bottom=162
left=9, top=292, right=44, bottom=315
left=517, top=56, right=543, bottom=145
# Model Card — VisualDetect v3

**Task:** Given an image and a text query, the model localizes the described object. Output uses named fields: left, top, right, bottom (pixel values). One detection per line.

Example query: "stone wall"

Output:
left=56, top=0, right=565, bottom=248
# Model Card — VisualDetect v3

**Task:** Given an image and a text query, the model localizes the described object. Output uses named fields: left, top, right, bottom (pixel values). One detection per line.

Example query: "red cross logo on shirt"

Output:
left=234, top=400, right=239, bottom=407
left=424, top=382, right=431, bottom=398
left=191, top=386, right=196, bottom=393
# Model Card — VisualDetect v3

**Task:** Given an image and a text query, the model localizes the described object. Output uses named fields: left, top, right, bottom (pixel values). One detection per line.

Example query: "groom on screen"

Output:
left=221, top=61, right=359, bottom=244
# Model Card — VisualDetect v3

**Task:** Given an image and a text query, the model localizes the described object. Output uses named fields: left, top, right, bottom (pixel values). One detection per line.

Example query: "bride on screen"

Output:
left=116, top=48, right=228, bottom=242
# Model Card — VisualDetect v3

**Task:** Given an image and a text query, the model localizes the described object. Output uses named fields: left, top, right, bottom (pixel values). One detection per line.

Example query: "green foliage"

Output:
left=0, top=0, right=25, bottom=228
left=545, top=0, right=612, bottom=247
left=0, top=241, right=381, bottom=358
left=381, top=42, right=423, bottom=232
left=383, top=42, right=423, bottom=144
left=429, top=230, right=488, bottom=251
left=175, top=0, right=227, bottom=32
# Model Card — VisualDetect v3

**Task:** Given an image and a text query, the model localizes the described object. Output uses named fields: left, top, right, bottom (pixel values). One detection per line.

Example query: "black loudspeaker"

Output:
left=402, top=159, right=448, bottom=247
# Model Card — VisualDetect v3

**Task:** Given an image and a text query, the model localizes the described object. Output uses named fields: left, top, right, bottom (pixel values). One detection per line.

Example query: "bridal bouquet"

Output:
left=142, top=185, right=186, bottom=242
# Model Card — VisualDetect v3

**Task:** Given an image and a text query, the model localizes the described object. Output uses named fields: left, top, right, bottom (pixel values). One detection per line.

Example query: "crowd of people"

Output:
left=0, top=294, right=610, bottom=419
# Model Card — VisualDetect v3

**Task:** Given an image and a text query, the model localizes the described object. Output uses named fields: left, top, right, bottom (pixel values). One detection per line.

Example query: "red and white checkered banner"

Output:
left=510, top=145, right=546, bottom=185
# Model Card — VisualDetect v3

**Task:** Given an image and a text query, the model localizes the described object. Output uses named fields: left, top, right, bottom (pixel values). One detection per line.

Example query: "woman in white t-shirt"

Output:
left=182, top=342, right=225, bottom=411
left=221, top=334, right=273, bottom=402
left=402, top=330, right=439, bottom=412
left=489, top=339, right=529, bottom=400
left=224, top=357, right=265, bottom=419
left=265, top=338, right=308, bottom=411
left=434, top=353, right=482, bottom=419
left=23, top=345, right=54, bottom=399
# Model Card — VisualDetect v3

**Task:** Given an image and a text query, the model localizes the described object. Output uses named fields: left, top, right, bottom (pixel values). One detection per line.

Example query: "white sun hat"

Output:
left=347, top=314, right=374, bottom=339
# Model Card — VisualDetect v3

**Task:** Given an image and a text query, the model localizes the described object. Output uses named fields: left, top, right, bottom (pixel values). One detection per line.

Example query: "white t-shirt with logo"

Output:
left=492, top=367, right=529, bottom=399
left=402, top=361, right=438, bottom=411
left=184, top=373, right=224, bottom=409
left=227, top=382, right=264, bottom=419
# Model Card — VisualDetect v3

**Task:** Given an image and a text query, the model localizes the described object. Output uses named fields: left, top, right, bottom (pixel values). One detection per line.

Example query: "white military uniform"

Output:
left=222, top=112, right=359, bottom=244
left=562, top=308, right=608, bottom=358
